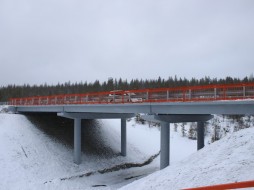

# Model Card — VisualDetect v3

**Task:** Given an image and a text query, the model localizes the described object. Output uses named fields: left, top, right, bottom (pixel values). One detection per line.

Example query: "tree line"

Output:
left=0, top=75, right=253, bottom=102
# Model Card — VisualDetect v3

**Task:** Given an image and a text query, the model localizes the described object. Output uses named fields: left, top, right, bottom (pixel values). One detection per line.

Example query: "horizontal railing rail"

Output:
left=182, top=180, right=254, bottom=190
left=8, top=82, right=254, bottom=106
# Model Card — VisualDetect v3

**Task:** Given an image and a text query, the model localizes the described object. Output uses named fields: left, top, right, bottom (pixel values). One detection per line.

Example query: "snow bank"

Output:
left=0, top=113, right=77, bottom=189
left=120, top=127, right=254, bottom=190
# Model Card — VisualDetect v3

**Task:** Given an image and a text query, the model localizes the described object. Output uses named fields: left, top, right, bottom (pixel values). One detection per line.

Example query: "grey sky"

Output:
left=0, top=0, right=253, bottom=86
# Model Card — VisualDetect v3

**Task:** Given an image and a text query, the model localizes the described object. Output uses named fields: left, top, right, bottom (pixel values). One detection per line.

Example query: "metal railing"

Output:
left=0, top=102, right=8, bottom=105
left=8, top=83, right=254, bottom=106
left=182, top=180, right=254, bottom=190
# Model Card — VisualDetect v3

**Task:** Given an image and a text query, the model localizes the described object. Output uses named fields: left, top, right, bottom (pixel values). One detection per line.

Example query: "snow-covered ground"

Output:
left=1, top=105, right=253, bottom=190
left=0, top=106, right=196, bottom=189
left=120, top=127, right=254, bottom=190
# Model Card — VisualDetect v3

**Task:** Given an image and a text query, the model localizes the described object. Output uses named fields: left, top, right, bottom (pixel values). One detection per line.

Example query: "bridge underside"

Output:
left=54, top=112, right=212, bottom=169
left=57, top=113, right=134, bottom=164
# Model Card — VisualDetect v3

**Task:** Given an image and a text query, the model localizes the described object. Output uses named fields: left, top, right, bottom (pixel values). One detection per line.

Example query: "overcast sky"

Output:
left=0, top=0, right=253, bottom=86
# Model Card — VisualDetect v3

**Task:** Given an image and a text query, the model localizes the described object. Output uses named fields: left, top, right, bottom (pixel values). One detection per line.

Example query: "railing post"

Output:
left=64, top=96, right=67, bottom=104
left=243, top=86, right=246, bottom=98
left=167, top=90, right=169, bottom=101
left=78, top=95, right=81, bottom=104
left=214, top=88, right=217, bottom=99
left=146, top=91, right=149, bottom=101
left=189, top=89, right=192, bottom=100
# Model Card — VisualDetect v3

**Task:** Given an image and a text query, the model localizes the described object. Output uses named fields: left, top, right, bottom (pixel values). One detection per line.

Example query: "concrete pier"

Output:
left=74, top=118, right=81, bottom=164
left=197, top=121, right=205, bottom=150
left=160, top=121, right=170, bottom=169
left=121, top=118, right=127, bottom=156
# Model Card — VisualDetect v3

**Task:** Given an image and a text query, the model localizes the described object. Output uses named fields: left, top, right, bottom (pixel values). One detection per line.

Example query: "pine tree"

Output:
left=188, top=123, right=197, bottom=140
left=181, top=123, right=186, bottom=137
left=174, top=123, right=178, bottom=132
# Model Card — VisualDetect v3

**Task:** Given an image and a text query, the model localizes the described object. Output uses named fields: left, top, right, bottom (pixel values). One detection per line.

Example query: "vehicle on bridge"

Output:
left=108, top=90, right=143, bottom=103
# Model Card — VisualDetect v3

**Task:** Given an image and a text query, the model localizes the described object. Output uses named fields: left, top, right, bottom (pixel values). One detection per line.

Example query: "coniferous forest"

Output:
left=0, top=75, right=253, bottom=102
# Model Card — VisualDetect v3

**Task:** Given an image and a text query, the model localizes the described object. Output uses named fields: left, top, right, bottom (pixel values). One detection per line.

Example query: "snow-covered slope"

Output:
left=0, top=110, right=196, bottom=190
left=120, top=127, right=254, bottom=190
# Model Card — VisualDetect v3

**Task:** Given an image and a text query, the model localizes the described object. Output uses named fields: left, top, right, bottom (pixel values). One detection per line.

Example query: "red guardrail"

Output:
left=8, top=83, right=254, bottom=105
left=182, top=180, right=254, bottom=190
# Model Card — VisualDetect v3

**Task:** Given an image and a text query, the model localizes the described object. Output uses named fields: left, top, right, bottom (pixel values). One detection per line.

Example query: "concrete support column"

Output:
left=121, top=118, right=127, bottom=156
left=160, top=121, right=170, bottom=169
left=74, top=118, right=81, bottom=164
left=197, top=121, right=205, bottom=150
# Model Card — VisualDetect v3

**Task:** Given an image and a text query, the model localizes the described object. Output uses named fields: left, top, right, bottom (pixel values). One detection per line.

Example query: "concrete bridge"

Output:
left=8, top=83, right=254, bottom=169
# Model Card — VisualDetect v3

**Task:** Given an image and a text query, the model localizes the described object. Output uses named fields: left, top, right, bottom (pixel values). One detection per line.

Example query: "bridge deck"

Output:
left=12, top=100, right=254, bottom=115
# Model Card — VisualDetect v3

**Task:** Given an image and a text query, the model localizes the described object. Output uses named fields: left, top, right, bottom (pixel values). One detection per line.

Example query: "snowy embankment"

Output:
left=120, top=127, right=254, bottom=190
left=2, top=104, right=252, bottom=190
left=0, top=106, right=196, bottom=190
